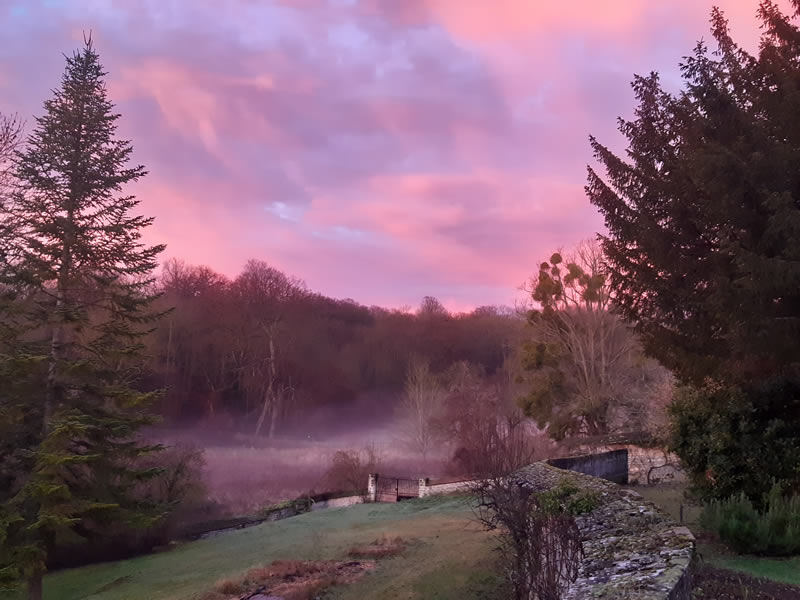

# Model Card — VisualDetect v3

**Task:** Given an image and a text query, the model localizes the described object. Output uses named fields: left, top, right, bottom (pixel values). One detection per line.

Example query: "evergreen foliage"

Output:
left=0, top=38, right=166, bottom=599
left=701, top=483, right=800, bottom=556
left=588, top=1, right=800, bottom=511
left=670, top=376, right=800, bottom=504
left=587, top=2, right=800, bottom=385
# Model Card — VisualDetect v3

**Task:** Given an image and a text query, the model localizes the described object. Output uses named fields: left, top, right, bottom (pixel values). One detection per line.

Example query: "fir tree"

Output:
left=587, top=2, right=800, bottom=385
left=0, top=37, right=166, bottom=600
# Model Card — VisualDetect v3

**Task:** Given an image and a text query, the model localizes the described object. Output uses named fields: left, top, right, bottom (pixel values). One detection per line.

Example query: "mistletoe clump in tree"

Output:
left=588, top=2, right=800, bottom=501
left=0, top=38, right=167, bottom=599
left=519, top=241, right=666, bottom=440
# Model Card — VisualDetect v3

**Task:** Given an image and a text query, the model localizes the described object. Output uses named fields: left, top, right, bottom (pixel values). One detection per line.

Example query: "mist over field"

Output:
left=156, top=414, right=451, bottom=516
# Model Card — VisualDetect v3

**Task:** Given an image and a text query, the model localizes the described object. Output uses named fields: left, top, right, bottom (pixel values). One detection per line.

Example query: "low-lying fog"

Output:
left=151, top=403, right=455, bottom=516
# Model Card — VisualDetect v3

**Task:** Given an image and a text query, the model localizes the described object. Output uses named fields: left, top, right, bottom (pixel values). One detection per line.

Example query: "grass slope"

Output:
left=6, top=495, right=504, bottom=600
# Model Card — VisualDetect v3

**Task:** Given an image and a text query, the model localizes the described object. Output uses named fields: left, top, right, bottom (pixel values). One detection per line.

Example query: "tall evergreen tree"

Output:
left=587, top=1, right=800, bottom=385
left=0, top=38, right=166, bottom=600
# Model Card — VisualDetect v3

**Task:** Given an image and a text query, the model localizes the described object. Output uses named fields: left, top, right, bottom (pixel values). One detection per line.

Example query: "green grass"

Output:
left=629, top=483, right=800, bottom=587
left=3, top=495, right=505, bottom=600
left=628, top=483, right=702, bottom=528
left=710, top=554, right=800, bottom=586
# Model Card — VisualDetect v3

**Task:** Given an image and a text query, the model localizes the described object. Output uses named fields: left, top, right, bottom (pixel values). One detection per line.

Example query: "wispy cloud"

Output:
left=0, top=0, right=788, bottom=309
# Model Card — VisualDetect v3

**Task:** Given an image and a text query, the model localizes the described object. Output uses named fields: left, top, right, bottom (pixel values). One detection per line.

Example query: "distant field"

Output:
left=162, top=427, right=450, bottom=515
left=9, top=494, right=504, bottom=600
left=201, top=440, right=446, bottom=515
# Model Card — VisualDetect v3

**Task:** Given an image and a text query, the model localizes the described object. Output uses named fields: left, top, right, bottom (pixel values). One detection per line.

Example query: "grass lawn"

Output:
left=630, top=483, right=800, bottom=587
left=3, top=495, right=505, bottom=600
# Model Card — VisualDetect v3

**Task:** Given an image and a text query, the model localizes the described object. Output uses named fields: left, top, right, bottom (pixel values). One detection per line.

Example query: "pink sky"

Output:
left=0, top=0, right=791, bottom=310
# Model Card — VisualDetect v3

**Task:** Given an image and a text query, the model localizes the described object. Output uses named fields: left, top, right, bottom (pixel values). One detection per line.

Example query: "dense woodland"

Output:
left=147, top=258, right=525, bottom=434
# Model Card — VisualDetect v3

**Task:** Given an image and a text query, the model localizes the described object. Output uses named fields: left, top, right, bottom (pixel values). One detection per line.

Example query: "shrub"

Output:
left=537, top=479, right=601, bottom=516
left=323, top=447, right=380, bottom=495
left=142, top=443, right=209, bottom=537
left=701, top=483, right=800, bottom=555
left=474, top=476, right=583, bottom=600
left=670, top=377, right=800, bottom=505
left=213, top=577, right=244, bottom=595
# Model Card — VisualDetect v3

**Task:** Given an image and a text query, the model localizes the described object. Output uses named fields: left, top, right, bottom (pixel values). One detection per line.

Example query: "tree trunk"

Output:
left=254, top=331, right=277, bottom=439
left=268, top=387, right=281, bottom=439
left=253, top=378, right=272, bottom=440
left=27, top=571, right=43, bottom=600
left=45, top=301, right=64, bottom=436
left=46, top=202, right=74, bottom=436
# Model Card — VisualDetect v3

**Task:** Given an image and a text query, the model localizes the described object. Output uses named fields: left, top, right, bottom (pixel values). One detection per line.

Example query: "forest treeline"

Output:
left=147, top=257, right=526, bottom=434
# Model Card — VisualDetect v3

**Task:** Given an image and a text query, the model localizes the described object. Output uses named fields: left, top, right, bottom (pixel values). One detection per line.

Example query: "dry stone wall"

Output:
left=570, top=443, right=686, bottom=485
left=418, top=477, right=473, bottom=497
left=515, top=462, right=695, bottom=600
left=310, top=495, right=364, bottom=511
left=367, top=451, right=695, bottom=599
left=547, top=449, right=629, bottom=484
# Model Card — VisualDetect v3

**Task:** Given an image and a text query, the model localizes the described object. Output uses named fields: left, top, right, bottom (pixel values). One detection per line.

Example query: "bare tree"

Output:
left=156, top=260, right=236, bottom=420
left=521, top=240, right=668, bottom=438
left=396, top=356, right=446, bottom=465
left=232, top=260, right=305, bottom=439
left=472, top=443, right=582, bottom=599
left=439, top=361, right=538, bottom=478
left=0, top=113, right=22, bottom=186
left=323, top=446, right=381, bottom=496
left=0, top=114, right=23, bottom=268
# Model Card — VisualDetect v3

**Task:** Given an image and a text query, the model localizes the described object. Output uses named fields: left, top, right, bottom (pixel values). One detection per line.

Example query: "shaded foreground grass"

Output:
left=4, top=495, right=504, bottom=600
left=631, top=483, right=800, bottom=587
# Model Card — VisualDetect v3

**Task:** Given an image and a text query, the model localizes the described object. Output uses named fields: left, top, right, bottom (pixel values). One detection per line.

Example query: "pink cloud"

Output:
left=424, top=0, right=647, bottom=42
left=1, top=0, right=795, bottom=309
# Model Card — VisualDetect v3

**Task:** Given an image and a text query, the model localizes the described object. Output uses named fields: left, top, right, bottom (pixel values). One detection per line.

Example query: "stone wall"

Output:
left=515, top=462, right=695, bottom=600
left=310, top=495, right=364, bottom=511
left=368, top=453, right=695, bottom=599
left=418, top=477, right=473, bottom=497
left=547, top=449, right=629, bottom=484
left=573, top=444, right=685, bottom=485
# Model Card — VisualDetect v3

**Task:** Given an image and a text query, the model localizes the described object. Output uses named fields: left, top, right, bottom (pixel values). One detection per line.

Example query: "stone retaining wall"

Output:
left=310, top=495, right=364, bottom=511
left=418, top=477, right=473, bottom=497
left=547, top=449, right=629, bottom=484
left=515, top=462, right=695, bottom=600
left=571, top=444, right=685, bottom=486
left=367, top=453, right=695, bottom=599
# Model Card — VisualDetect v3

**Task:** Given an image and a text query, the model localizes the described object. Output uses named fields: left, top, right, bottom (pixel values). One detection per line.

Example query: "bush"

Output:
left=323, top=447, right=379, bottom=495
left=670, top=377, right=800, bottom=505
left=537, top=479, right=601, bottom=516
left=474, top=476, right=583, bottom=600
left=213, top=577, right=244, bottom=595
left=142, top=443, right=209, bottom=536
left=701, top=483, right=800, bottom=556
